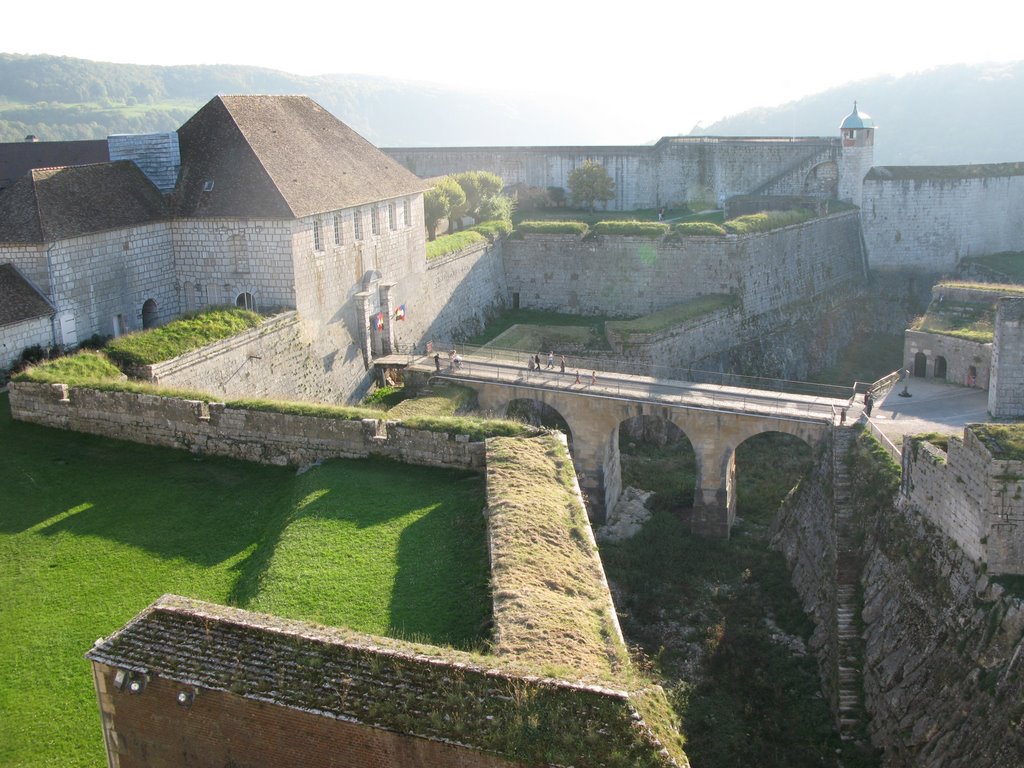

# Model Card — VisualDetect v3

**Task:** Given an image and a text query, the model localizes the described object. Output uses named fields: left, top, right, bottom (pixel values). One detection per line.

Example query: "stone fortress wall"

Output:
left=902, top=427, right=1024, bottom=576
left=385, top=136, right=839, bottom=211
left=860, top=165, right=1024, bottom=272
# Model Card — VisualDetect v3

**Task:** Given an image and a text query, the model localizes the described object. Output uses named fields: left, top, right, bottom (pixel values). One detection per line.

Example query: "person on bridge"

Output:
left=433, top=353, right=440, bottom=372
left=547, top=351, right=554, bottom=369
left=534, top=353, right=542, bottom=371
left=574, top=370, right=581, bottom=385
left=590, top=371, right=597, bottom=385
left=528, top=357, right=535, bottom=372
left=559, top=356, right=566, bottom=374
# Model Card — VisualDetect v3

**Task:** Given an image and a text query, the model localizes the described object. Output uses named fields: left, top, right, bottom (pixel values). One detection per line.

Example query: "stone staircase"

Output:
left=832, top=427, right=866, bottom=740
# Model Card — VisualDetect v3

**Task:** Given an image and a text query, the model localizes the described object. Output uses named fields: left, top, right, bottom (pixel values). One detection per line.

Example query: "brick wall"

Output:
left=904, top=330, right=991, bottom=388
left=8, top=382, right=485, bottom=471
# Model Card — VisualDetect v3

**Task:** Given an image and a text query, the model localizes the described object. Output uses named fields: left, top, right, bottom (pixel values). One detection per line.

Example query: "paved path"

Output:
left=870, top=378, right=989, bottom=445
left=409, top=353, right=850, bottom=424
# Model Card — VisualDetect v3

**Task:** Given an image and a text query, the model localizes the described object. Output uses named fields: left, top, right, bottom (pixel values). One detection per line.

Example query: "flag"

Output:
left=376, top=311, right=384, bottom=330
left=395, top=304, right=406, bottom=321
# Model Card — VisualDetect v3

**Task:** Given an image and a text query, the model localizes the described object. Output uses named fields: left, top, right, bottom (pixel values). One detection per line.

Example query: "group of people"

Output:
left=432, top=349, right=462, bottom=371
left=526, top=351, right=597, bottom=386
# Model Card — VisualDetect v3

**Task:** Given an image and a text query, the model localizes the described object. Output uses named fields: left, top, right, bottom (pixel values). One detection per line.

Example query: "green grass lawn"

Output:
left=0, top=393, right=489, bottom=767
left=466, top=309, right=613, bottom=348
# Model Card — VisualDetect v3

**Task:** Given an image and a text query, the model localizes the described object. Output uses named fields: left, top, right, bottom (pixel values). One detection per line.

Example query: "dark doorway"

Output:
left=934, top=356, right=947, bottom=379
left=914, top=351, right=927, bottom=378
left=141, top=299, right=158, bottom=329
left=236, top=292, right=256, bottom=311
left=968, top=365, right=978, bottom=387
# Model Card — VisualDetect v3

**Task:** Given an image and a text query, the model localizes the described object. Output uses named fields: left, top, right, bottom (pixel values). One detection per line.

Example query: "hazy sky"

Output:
left=3, top=0, right=1020, bottom=139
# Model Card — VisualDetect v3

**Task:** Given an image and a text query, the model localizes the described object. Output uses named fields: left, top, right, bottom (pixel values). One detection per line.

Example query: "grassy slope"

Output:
left=0, top=393, right=488, bottom=767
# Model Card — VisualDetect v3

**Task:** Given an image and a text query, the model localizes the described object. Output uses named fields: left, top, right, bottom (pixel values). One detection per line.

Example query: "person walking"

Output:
left=547, top=351, right=554, bottom=369
left=559, top=356, right=566, bottom=374
left=574, top=370, right=581, bottom=385
left=433, top=353, right=440, bottom=372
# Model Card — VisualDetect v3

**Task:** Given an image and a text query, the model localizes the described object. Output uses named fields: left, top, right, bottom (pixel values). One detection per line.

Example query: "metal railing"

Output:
left=421, top=342, right=855, bottom=401
left=420, top=353, right=844, bottom=424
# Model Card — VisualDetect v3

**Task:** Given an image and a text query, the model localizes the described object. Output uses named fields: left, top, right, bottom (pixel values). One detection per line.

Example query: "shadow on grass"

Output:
left=390, top=471, right=491, bottom=649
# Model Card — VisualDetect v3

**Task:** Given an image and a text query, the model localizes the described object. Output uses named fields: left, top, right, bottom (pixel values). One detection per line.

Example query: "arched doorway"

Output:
left=141, top=299, right=158, bottom=329
left=914, top=351, right=927, bottom=378
left=236, top=292, right=256, bottom=311
left=934, top=356, right=947, bottom=379
left=968, top=365, right=978, bottom=387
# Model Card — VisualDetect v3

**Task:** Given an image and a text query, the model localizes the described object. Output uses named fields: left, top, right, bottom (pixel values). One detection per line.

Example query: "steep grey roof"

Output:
left=175, top=95, right=429, bottom=219
left=0, top=139, right=108, bottom=193
left=0, top=263, right=52, bottom=327
left=0, top=162, right=167, bottom=244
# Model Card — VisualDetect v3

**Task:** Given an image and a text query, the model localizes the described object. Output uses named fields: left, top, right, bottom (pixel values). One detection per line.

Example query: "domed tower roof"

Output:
left=840, top=101, right=874, bottom=130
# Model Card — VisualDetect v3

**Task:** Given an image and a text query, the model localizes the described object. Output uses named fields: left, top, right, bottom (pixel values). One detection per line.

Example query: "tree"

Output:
left=423, top=176, right=466, bottom=241
left=567, top=160, right=615, bottom=212
left=454, top=171, right=504, bottom=224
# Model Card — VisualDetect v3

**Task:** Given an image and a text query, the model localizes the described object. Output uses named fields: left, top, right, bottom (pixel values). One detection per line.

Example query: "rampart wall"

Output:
left=862, top=166, right=1024, bottom=272
left=385, top=137, right=839, bottom=210
left=502, top=211, right=863, bottom=318
left=990, top=297, right=1024, bottom=417
left=8, top=382, right=485, bottom=471
left=903, top=329, right=990, bottom=388
left=902, top=428, right=1024, bottom=576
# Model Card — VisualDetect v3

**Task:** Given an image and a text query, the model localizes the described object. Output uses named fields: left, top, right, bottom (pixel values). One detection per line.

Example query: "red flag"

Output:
left=376, top=311, right=384, bottom=330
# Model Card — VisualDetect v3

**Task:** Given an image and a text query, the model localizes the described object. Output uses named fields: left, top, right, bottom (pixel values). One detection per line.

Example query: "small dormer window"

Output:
left=202, top=180, right=215, bottom=192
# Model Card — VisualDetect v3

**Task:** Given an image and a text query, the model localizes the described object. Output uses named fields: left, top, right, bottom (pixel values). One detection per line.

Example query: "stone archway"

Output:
left=914, top=351, right=927, bottom=378
left=141, top=299, right=158, bottom=329
left=617, top=414, right=696, bottom=516
left=934, top=356, right=947, bottom=379
left=506, top=398, right=573, bottom=447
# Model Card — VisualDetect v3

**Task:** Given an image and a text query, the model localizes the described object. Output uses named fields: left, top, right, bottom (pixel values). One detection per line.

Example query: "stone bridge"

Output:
left=404, top=355, right=848, bottom=538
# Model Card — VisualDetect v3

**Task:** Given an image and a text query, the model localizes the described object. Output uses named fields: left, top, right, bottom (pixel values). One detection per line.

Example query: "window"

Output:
left=388, top=202, right=397, bottom=230
left=236, top=292, right=256, bottom=311
left=354, top=210, right=363, bottom=240
left=313, top=219, right=323, bottom=251
left=403, top=198, right=412, bottom=227
left=371, top=206, right=381, bottom=236
left=333, top=214, right=342, bottom=245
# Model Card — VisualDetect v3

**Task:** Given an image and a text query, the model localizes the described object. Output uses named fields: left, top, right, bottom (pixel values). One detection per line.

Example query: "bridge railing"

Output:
left=426, top=354, right=843, bottom=423
left=423, top=342, right=855, bottom=401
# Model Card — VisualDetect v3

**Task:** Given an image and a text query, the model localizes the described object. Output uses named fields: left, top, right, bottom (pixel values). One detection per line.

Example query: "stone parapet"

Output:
left=8, top=382, right=484, bottom=472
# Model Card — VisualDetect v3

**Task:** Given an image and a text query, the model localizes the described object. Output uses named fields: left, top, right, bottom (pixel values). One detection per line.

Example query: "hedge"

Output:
left=470, top=219, right=513, bottom=241
left=426, top=230, right=487, bottom=260
left=592, top=221, right=669, bottom=238
left=722, top=209, right=816, bottom=235
left=674, top=222, right=727, bottom=237
left=515, top=221, right=590, bottom=236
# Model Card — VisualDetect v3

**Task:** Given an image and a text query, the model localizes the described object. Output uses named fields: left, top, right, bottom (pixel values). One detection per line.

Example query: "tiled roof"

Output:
left=0, top=263, right=52, bottom=326
left=0, top=162, right=167, bottom=244
left=175, top=95, right=429, bottom=219
left=0, top=139, right=108, bottom=192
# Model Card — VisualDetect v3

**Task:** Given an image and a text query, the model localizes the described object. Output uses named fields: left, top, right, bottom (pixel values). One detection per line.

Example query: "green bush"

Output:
left=426, top=230, right=487, bottom=260
left=515, top=220, right=589, bottom=236
left=592, top=220, right=669, bottom=238
left=722, top=209, right=816, bottom=234
left=674, top=222, right=727, bottom=237
left=105, top=308, right=262, bottom=367
left=470, top=219, right=513, bottom=241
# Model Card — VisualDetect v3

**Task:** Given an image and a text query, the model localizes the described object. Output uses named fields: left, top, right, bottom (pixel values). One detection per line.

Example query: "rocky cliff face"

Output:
left=774, top=430, right=1024, bottom=766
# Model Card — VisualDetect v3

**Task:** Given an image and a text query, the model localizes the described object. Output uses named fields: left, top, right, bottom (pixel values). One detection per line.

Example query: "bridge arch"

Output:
left=618, top=413, right=696, bottom=515
left=506, top=397, right=573, bottom=446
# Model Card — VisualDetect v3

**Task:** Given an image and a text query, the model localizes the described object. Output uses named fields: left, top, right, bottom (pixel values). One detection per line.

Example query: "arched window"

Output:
left=236, top=292, right=256, bottom=311
left=142, top=299, right=158, bottom=329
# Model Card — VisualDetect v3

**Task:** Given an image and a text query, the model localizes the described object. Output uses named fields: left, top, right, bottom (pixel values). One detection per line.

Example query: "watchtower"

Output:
left=837, top=101, right=875, bottom=207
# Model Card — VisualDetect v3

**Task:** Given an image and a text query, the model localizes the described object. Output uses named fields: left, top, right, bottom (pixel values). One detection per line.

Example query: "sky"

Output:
left=3, top=0, right=1022, bottom=140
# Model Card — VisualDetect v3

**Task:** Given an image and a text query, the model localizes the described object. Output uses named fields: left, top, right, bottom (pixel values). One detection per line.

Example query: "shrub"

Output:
left=515, top=220, right=589, bottom=236
left=592, top=221, right=669, bottom=238
left=675, top=221, right=727, bottom=237
left=426, top=230, right=487, bottom=260
left=105, top=308, right=262, bottom=367
left=470, top=219, right=513, bottom=242
left=722, top=209, right=816, bottom=234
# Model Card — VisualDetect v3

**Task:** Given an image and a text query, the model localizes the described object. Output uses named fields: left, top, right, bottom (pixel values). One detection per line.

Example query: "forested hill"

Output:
left=0, top=53, right=590, bottom=147
left=696, top=61, right=1024, bottom=166
left=4, top=54, right=1024, bottom=165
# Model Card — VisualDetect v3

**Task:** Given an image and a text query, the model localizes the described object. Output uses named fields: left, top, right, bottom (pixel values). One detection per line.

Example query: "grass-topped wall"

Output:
left=104, top=308, right=261, bottom=367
